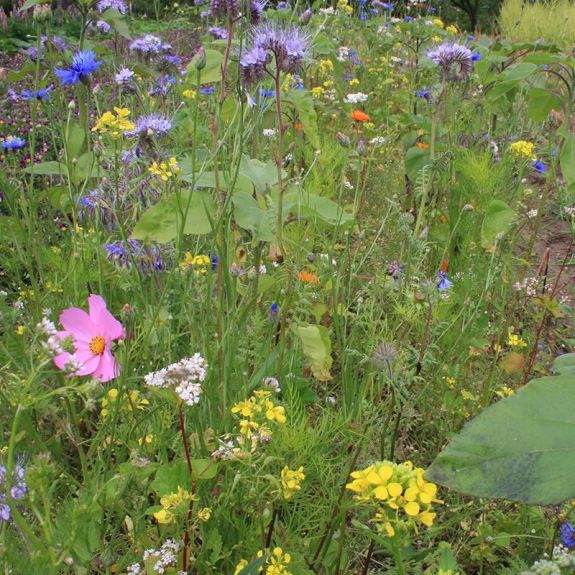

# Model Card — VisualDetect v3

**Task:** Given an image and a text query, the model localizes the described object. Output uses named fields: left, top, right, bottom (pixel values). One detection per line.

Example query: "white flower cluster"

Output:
left=37, top=316, right=64, bottom=356
left=263, top=128, right=278, bottom=138
left=336, top=46, right=350, bottom=62
left=513, top=276, right=538, bottom=297
left=211, top=439, right=237, bottom=460
left=126, top=539, right=180, bottom=574
left=564, top=206, right=575, bottom=217
left=144, top=353, right=207, bottom=407
left=369, top=136, right=386, bottom=146
left=263, top=376, right=281, bottom=393
left=522, top=545, right=575, bottom=575
left=344, top=92, right=368, bottom=104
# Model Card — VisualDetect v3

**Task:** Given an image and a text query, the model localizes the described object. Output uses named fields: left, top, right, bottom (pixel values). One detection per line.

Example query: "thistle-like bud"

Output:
left=193, top=47, right=206, bottom=71
left=336, top=131, right=350, bottom=148
left=299, top=7, right=312, bottom=24
left=32, top=3, right=52, bottom=21
left=357, top=137, right=367, bottom=156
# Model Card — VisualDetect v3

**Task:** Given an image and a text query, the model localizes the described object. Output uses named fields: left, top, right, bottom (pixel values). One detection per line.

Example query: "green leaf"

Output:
left=502, top=62, right=539, bottom=82
left=181, top=170, right=253, bottom=194
left=190, top=459, right=218, bottom=481
left=188, top=49, right=224, bottom=84
left=296, top=324, right=333, bottom=381
left=427, top=365, right=575, bottom=504
left=553, top=353, right=575, bottom=375
left=100, top=8, right=131, bottom=39
left=132, top=190, right=216, bottom=243
left=23, top=161, right=68, bottom=176
left=239, top=155, right=283, bottom=195
left=150, top=461, right=191, bottom=496
left=560, top=134, right=575, bottom=188
left=284, top=188, right=353, bottom=226
left=232, top=192, right=276, bottom=242
left=527, top=88, right=563, bottom=122
left=238, top=555, right=268, bottom=575
left=480, top=200, right=516, bottom=249
left=405, top=146, right=429, bottom=183
left=66, top=121, right=86, bottom=159
left=286, top=89, right=320, bottom=148
left=19, top=0, right=46, bottom=10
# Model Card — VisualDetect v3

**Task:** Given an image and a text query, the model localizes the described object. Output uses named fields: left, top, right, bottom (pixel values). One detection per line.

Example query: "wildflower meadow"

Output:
left=0, top=0, right=575, bottom=573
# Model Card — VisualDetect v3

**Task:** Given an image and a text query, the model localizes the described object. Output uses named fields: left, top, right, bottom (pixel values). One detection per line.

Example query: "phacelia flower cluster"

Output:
left=96, top=0, right=127, bottom=13
left=127, top=114, right=173, bottom=138
left=427, top=42, right=474, bottom=82
left=105, top=239, right=164, bottom=272
left=129, top=34, right=172, bottom=57
left=346, top=460, right=441, bottom=537
left=0, top=458, right=27, bottom=526
left=240, top=24, right=310, bottom=84
left=144, top=354, right=207, bottom=406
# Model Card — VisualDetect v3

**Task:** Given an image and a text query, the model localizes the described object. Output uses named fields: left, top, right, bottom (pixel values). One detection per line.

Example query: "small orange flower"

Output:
left=416, top=142, right=429, bottom=150
left=299, top=270, right=320, bottom=286
left=351, top=110, right=370, bottom=123
left=294, top=122, right=303, bottom=131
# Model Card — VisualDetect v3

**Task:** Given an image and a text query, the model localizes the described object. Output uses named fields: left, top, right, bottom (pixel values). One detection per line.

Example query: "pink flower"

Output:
left=54, top=294, right=125, bottom=382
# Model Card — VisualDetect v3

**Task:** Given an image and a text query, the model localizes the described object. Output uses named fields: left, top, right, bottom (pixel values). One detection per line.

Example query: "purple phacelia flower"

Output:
left=96, top=0, right=127, bottom=14
left=105, top=239, right=164, bottom=272
left=427, top=42, right=474, bottom=82
left=127, top=114, right=173, bottom=138
left=115, top=66, right=135, bottom=85
left=129, top=34, right=172, bottom=56
left=209, top=26, right=229, bottom=39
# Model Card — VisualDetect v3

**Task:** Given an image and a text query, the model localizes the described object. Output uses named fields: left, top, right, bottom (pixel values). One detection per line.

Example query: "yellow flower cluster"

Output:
left=231, top=390, right=286, bottom=440
left=92, top=107, right=135, bottom=138
left=234, top=547, right=292, bottom=575
left=149, top=157, right=181, bottom=181
left=509, top=140, right=536, bottom=160
left=180, top=252, right=211, bottom=274
left=318, top=59, right=334, bottom=77
left=445, top=24, right=458, bottom=34
left=346, top=460, right=441, bottom=537
left=183, top=89, right=197, bottom=100
left=432, top=18, right=444, bottom=27
left=507, top=333, right=527, bottom=348
left=311, top=86, right=325, bottom=98
left=101, top=388, right=149, bottom=417
left=153, top=486, right=195, bottom=524
left=337, top=0, right=353, bottom=13
left=280, top=466, right=305, bottom=500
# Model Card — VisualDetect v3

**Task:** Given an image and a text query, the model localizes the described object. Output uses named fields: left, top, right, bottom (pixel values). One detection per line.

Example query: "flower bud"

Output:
left=336, top=131, right=350, bottom=148
left=33, top=4, right=52, bottom=21
left=193, top=47, right=206, bottom=71
left=357, top=137, right=367, bottom=156
left=299, top=7, right=312, bottom=24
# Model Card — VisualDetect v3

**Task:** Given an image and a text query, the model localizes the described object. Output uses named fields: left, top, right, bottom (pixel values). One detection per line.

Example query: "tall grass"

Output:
left=500, top=0, right=575, bottom=47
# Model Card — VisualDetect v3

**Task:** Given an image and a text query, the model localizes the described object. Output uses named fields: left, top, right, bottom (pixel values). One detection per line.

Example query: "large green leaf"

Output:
left=132, top=190, right=215, bottom=243
left=100, top=8, right=131, bottom=39
left=284, top=188, right=353, bottom=226
left=187, top=49, right=224, bottom=84
left=239, top=155, right=283, bottom=196
left=150, top=461, right=191, bottom=496
left=296, top=324, right=333, bottom=381
left=23, top=161, right=68, bottom=176
left=480, top=200, right=516, bottom=249
left=427, top=355, right=575, bottom=504
left=405, top=146, right=429, bottom=183
left=527, top=88, right=563, bottom=122
left=232, top=192, right=275, bottom=242
left=560, top=134, right=575, bottom=190
left=286, top=89, right=320, bottom=148
left=238, top=555, right=268, bottom=575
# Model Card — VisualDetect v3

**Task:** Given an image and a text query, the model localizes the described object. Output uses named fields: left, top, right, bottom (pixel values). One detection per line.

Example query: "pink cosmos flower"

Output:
left=54, top=294, right=125, bottom=382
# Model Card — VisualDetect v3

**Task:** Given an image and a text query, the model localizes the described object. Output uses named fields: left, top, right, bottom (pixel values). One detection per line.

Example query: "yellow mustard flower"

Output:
left=311, top=86, right=325, bottom=98
left=510, top=140, right=536, bottom=160
left=92, top=107, right=135, bottom=138
left=507, top=333, right=527, bottom=348
left=280, top=466, right=305, bottom=499
left=149, top=157, right=181, bottom=181
left=183, top=88, right=197, bottom=99
left=180, top=253, right=211, bottom=274
left=197, top=507, right=212, bottom=522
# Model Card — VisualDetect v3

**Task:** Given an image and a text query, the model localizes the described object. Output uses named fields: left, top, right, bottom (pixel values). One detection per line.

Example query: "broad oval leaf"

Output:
left=480, top=200, right=516, bottom=249
left=427, top=355, right=575, bottom=505
left=296, top=324, right=333, bottom=381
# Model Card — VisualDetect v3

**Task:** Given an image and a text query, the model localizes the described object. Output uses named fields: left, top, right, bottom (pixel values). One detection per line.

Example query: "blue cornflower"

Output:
left=201, top=86, right=215, bottom=95
left=260, top=88, right=276, bottom=98
left=210, top=254, right=219, bottom=271
left=21, top=87, right=51, bottom=101
left=468, top=35, right=475, bottom=41
left=560, top=522, right=575, bottom=549
left=54, top=51, right=103, bottom=85
left=1, top=136, right=27, bottom=150
left=437, top=271, right=453, bottom=291
left=415, top=86, right=432, bottom=101
left=404, top=16, right=413, bottom=21
left=270, top=302, right=278, bottom=320
left=427, top=6, right=436, bottom=12
left=471, top=53, right=481, bottom=62
left=531, top=160, right=547, bottom=173
left=292, top=74, right=304, bottom=89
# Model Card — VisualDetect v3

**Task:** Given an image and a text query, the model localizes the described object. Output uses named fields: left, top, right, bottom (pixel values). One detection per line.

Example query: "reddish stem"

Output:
left=179, top=402, right=195, bottom=572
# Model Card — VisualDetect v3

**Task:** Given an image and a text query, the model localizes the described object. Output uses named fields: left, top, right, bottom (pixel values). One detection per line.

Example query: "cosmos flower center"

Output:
left=89, top=336, right=106, bottom=355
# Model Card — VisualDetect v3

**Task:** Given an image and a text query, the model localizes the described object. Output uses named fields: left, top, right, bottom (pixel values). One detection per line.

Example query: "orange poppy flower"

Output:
left=351, top=110, right=370, bottom=123
left=298, top=270, right=320, bottom=286
left=294, top=122, right=303, bottom=131
left=416, top=142, right=429, bottom=150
